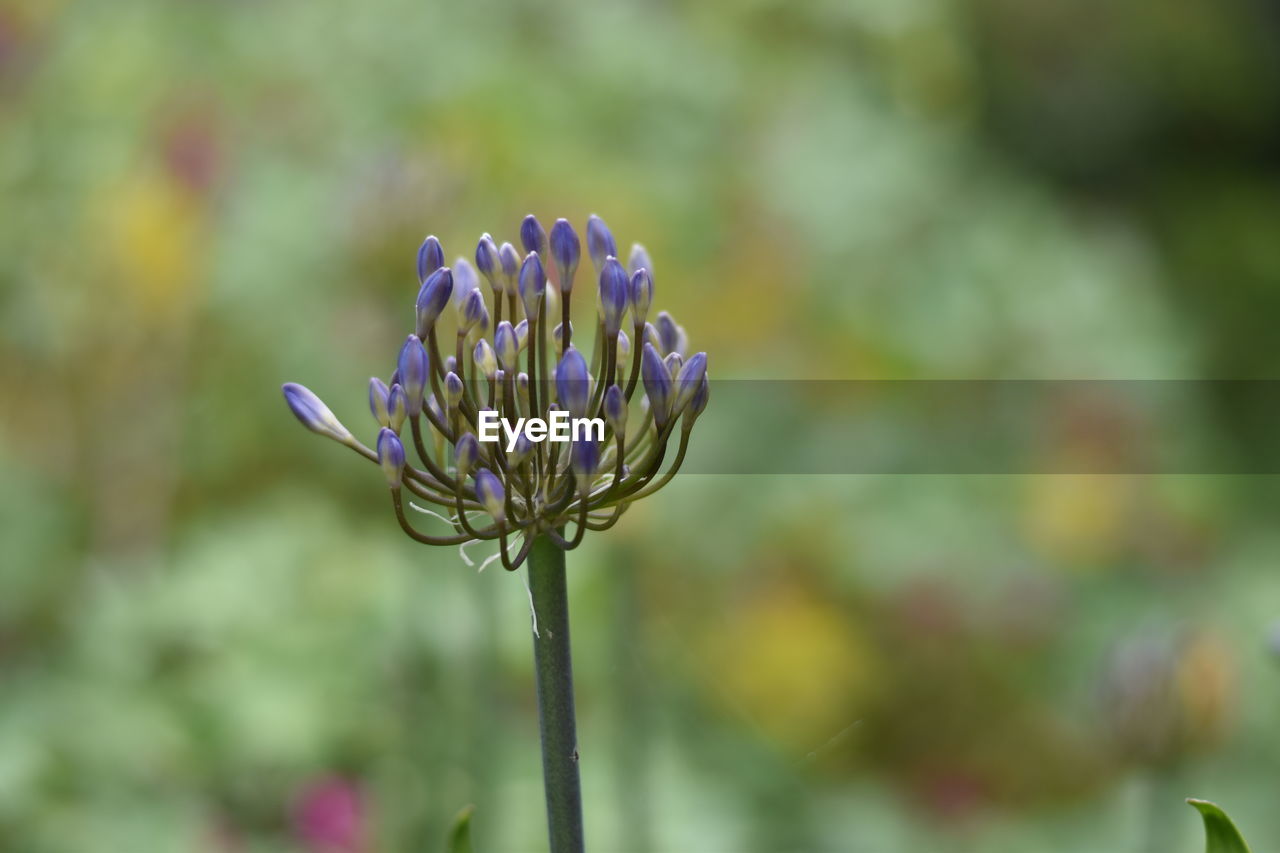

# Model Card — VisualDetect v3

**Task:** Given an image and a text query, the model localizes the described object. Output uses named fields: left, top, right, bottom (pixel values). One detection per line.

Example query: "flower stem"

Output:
left=528, top=535, right=585, bottom=853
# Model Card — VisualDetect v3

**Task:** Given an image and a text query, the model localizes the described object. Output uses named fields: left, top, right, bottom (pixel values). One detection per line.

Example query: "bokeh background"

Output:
left=3, top=0, right=1280, bottom=850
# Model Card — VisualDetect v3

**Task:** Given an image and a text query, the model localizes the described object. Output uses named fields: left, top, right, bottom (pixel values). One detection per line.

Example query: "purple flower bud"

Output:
left=459, top=288, right=487, bottom=335
left=603, top=384, right=627, bottom=434
left=629, top=269, right=653, bottom=326
left=283, top=383, right=353, bottom=444
left=643, top=322, right=660, bottom=350
left=655, top=311, right=680, bottom=356
left=688, top=374, right=710, bottom=420
left=475, top=234, right=501, bottom=292
left=494, top=321, right=518, bottom=370
left=368, top=377, right=391, bottom=427
left=571, top=437, right=600, bottom=492
left=664, top=351, right=683, bottom=378
left=616, top=329, right=631, bottom=362
left=519, top=252, right=546, bottom=320
left=445, top=355, right=457, bottom=374
left=673, top=352, right=707, bottom=414
left=514, top=319, right=529, bottom=350
left=417, top=235, right=444, bottom=284
left=377, top=427, right=406, bottom=488
left=397, top=335, right=429, bottom=416
left=444, top=371, right=464, bottom=408
left=387, top=383, right=407, bottom=432
left=520, top=214, right=547, bottom=255
left=627, top=243, right=652, bottom=279
left=556, top=347, right=591, bottom=420
left=586, top=214, right=617, bottom=272
left=640, top=343, right=672, bottom=428
left=415, top=267, right=454, bottom=337
left=455, top=432, right=479, bottom=478
left=474, top=338, right=497, bottom=379
left=474, top=468, right=506, bottom=521
left=516, top=372, right=530, bottom=413
left=498, top=242, right=520, bottom=295
left=549, top=218, right=581, bottom=293
left=452, top=257, right=480, bottom=308
left=509, top=430, right=534, bottom=465
left=598, top=257, right=629, bottom=337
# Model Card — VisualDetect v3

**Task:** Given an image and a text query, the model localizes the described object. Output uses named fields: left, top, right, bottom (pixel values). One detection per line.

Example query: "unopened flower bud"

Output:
left=603, top=384, right=627, bottom=434
left=687, top=374, right=710, bottom=421
left=598, top=257, right=629, bottom=337
left=627, top=243, right=652, bottom=279
left=586, top=214, right=617, bottom=272
left=664, top=351, right=683, bottom=378
left=520, top=214, right=547, bottom=255
left=571, top=437, right=600, bottom=493
left=415, top=267, right=454, bottom=337
left=454, top=432, right=479, bottom=478
left=369, top=377, right=391, bottom=427
left=629, top=268, right=653, bottom=326
left=556, top=347, right=591, bottom=420
left=516, top=372, right=530, bottom=413
left=444, top=372, right=464, bottom=408
left=498, top=242, right=520, bottom=295
left=474, top=468, right=506, bottom=521
left=673, top=352, right=707, bottom=414
left=459, top=288, right=487, bottom=335
left=655, top=311, right=680, bottom=356
left=397, top=335, right=429, bottom=416
left=519, top=252, right=546, bottom=320
left=452, top=257, right=480, bottom=308
left=641, top=343, right=672, bottom=428
left=387, top=384, right=407, bottom=432
left=283, top=383, right=354, bottom=444
left=616, top=329, right=631, bottom=363
left=417, top=235, right=444, bottom=284
left=377, top=427, right=406, bottom=488
left=495, top=321, right=518, bottom=370
left=509, top=430, right=534, bottom=466
left=475, top=234, right=501, bottom=293
left=514, top=319, right=529, bottom=351
left=550, top=218, right=581, bottom=293
left=474, top=339, right=497, bottom=379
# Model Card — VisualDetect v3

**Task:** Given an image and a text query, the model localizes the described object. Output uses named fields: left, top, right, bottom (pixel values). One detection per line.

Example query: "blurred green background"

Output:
left=3, top=0, right=1280, bottom=850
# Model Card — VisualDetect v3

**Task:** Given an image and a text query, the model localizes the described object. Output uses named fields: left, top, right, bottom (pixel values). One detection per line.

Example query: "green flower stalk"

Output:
left=282, top=214, right=709, bottom=852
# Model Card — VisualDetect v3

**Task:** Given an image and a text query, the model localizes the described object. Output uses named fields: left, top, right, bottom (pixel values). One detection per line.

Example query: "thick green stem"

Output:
left=528, top=535, right=585, bottom=853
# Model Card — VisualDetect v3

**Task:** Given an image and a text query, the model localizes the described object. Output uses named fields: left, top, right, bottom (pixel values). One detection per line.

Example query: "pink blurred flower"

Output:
left=292, top=776, right=367, bottom=853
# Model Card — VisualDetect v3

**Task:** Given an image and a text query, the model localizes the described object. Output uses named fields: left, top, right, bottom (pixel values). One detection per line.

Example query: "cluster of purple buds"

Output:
left=283, top=214, right=709, bottom=570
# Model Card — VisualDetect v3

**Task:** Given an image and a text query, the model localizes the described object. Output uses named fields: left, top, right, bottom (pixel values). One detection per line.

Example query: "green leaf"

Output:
left=1187, top=799, right=1252, bottom=853
left=447, top=804, right=476, bottom=853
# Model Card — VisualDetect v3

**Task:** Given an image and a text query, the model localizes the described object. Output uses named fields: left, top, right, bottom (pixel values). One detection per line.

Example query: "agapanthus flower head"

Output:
left=283, top=215, right=710, bottom=570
